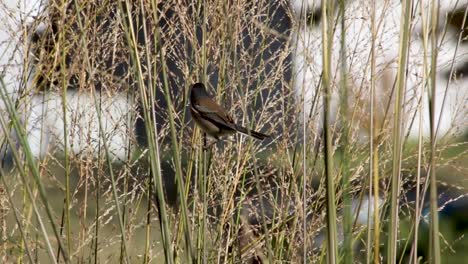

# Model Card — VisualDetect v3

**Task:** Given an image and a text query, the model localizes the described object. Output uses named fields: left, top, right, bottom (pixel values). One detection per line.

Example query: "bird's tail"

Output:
left=235, top=125, right=270, bottom=140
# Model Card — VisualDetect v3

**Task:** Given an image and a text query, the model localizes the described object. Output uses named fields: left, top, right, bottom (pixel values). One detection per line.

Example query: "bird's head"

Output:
left=190, top=82, right=210, bottom=104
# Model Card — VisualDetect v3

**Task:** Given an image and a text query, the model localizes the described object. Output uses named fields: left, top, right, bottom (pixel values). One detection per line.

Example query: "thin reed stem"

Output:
left=321, top=0, right=338, bottom=262
left=338, top=0, right=352, bottom=262
left=428, top=0, right=441, bottom=263
left=387, top=1, right=413, bottom=263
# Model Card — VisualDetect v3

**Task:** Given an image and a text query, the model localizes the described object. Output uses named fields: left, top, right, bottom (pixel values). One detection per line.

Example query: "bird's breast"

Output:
left=190, top=107, right=221, bottom=136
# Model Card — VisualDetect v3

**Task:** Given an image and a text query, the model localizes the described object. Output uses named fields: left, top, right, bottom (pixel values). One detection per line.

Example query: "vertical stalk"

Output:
left=412, top=0, right=431, bottom=262
left=138, top=2, right=154, bottom=263
left=59, top=16, right=72, bottom=259
left=200, top=2, right=208, bottom=262
left=369, top=1, right=380, bottom=263
left=387, top=0, right=413, bottom=263
left=200, top=134, right=208, bottom=264
left=338, top=0, right=352, bottom=262
left=299, top=0, right=309, bottom=260
left=143, top=175, right=152, bottom=264
left=321, top=0, right=338, bottom=262
left=428, top=0, right=441, bottom=263
left=93, top=159, right=100, bottom=264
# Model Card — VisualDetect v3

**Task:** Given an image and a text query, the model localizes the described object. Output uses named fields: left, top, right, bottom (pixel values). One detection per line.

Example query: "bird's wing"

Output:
left=192, top=99, right=236, bottom=130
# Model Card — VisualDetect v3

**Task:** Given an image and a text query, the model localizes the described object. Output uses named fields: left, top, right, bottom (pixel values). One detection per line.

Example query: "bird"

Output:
left=189, top=82, right=270, bottom=141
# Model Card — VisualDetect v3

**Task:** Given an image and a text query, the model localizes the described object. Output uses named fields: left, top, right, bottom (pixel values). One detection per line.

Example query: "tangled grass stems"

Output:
left=1, top=0, right=467, bottom=263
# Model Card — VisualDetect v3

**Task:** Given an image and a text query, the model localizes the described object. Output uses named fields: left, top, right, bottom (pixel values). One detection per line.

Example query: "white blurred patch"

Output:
left=289, top=0, right=320, bottom=19
left=0, top=0, right=46, bottom=96
left=352, top=194, right=383, bottom=226
left=1, top=1, right=136, bottom=163
left=313, top=194, right=383, bottom=248
left=291, top=0, right=468, bottom=139
left=18, top=90, right=134, bottom=162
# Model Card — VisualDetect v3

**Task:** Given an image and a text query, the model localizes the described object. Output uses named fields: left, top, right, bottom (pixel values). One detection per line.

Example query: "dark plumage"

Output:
left=189, top=83, right=269, bottom=140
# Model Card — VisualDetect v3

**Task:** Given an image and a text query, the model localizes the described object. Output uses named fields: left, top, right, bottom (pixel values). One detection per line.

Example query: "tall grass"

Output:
left=0, top=0, right=467, bottom=263
left=428, top=1, right=441, bottom=263
left=321, top=0, right=339, bottom=262
left=387, top=0, right=412, bottom=263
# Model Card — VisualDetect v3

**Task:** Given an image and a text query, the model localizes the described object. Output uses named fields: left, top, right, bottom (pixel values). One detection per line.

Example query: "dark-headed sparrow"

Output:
left=190, top=82, right=269, bottom=140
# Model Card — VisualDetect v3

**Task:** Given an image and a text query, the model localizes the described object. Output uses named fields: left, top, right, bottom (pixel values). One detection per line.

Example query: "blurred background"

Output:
left=0, top=0, right=467, bottom=263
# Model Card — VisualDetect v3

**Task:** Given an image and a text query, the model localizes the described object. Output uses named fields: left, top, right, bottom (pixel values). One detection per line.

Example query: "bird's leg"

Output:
left=203, top=132, right=207, bottom=150
left=202, top=133, right=216, bottom=150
